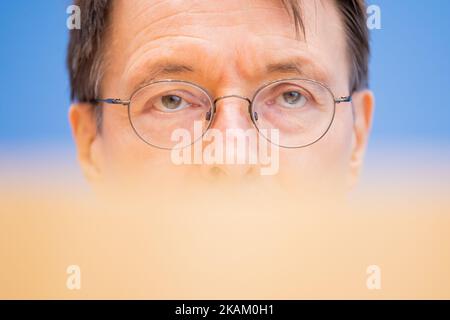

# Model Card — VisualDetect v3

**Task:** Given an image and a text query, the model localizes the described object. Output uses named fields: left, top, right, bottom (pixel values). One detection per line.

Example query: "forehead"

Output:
left=106, top=0, right=348, bottom=94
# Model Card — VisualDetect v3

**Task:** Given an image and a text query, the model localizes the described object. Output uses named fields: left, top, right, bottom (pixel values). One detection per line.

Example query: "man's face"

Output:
left=71, top=0, right=373, bottom=196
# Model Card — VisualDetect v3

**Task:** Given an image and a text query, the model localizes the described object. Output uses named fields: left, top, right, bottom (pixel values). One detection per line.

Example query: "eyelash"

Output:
left=153, top=91, right=204, bottom=111
left=270, top=85, right=314, bottom=103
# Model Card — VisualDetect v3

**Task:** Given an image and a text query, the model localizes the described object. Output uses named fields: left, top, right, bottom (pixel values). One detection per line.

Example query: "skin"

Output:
left=69, top=0, right=374, bottom=198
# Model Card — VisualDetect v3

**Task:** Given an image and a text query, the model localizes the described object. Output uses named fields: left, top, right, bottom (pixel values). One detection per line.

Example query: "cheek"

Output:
left=277, top=112, right=353, bottom=183
left=321, top=111, right=354, bottom=167
left=102, top=109, right=142, bottom=161
left=98, top=109, right=204, bottom=189
left=98, top=110, right=173, bottom=180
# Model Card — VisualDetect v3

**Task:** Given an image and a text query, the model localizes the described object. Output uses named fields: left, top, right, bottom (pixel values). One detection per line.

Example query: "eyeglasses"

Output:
left=95, top=78, right=352, bottom=149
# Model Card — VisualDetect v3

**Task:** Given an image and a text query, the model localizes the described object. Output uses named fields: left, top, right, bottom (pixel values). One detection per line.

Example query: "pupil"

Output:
left=162, top=95, right=182, bottom=109
left=283, top=91, right=301, bottom=104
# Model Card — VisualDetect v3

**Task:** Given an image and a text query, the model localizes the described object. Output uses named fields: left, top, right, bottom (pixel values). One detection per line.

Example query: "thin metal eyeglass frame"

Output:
left=94, top=78, right=352, bottom=149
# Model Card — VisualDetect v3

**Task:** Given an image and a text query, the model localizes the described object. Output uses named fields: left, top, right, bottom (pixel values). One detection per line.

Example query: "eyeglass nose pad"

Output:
left=205, top=110, right=211, bottom=121
left=247, top=103, right=258, bottom=122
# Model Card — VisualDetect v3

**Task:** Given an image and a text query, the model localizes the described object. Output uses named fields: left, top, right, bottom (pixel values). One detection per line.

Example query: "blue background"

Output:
left=0, top=0, right=449, bottom=148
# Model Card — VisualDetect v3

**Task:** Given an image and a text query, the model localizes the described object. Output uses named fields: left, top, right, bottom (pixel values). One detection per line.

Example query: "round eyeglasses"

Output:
left=95, top=78, right=352, bottom=149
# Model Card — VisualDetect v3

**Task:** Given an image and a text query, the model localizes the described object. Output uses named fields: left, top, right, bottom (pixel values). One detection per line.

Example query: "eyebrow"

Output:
left=130, top=63, right=195, bottom=93
left=129, top=58, right=327, bottom=94
left=157, top=63, right=195, bottom=75
left=265, top=59, right=328, bottom=83
left=266, top=62, right=302, bottom=75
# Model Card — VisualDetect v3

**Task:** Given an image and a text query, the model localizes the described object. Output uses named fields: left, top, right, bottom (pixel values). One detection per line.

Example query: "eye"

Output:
left=154, top=94, right=190, bottom=112
left=276, top=91, right=307, bottom=109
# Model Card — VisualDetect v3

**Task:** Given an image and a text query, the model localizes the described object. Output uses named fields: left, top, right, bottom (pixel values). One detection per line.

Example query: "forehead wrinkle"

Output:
left=227, top=34, right=330, bottom=85
left=121, top=39, right=223, bottom=94
left=148, top=0, right=288, bottom=20
left=114, top=0, right=338, bottom=95
left=118, top=0, right=295, bottom=42
left=121, top=41, right=331, bottom=96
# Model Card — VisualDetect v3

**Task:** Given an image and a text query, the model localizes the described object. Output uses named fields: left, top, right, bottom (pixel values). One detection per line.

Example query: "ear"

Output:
left=348, top=89, right=375, bottom=189
left=69, top=103, right=103, bottom=183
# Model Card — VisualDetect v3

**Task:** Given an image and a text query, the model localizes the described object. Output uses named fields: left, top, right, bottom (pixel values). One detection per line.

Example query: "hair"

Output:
left=67, top=0, right=369, bottom=104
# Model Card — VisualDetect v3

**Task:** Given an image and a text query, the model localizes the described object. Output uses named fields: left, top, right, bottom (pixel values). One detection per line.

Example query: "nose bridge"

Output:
left=213, top=94, right=251, bottom=106
left=212, top=94, right=253, bottom=129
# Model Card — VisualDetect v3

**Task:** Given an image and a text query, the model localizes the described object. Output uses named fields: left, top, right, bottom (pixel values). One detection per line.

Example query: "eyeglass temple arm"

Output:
left=335, top=96, right=352, bottom=104
left=94, top=98, right=130, bottom=106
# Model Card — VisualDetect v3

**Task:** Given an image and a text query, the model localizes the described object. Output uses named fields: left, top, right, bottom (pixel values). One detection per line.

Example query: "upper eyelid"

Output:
left=269, top=83, right=314, bottom=100
left=130, top=80, right=213, bottom=103
left=156, top=88, right=195, bottom=98
left=152, top=89, right=208, bottom=107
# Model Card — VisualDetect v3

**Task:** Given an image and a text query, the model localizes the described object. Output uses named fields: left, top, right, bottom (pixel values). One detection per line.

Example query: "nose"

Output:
left=199, top=95, right=260, bottom=181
